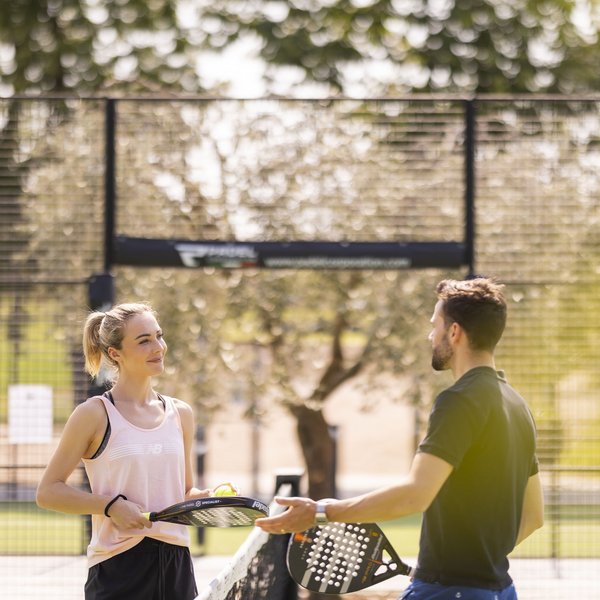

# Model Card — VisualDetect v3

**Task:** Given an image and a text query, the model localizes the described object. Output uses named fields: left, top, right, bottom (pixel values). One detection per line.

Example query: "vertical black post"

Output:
left=274, top=471, right=303, bottom=498
left=328, top=425, right=339, bottom=499
left=81, top=273, right=115, bottom=550
left=464, top=99, right=476, bottom=277
left=79, top=99, right=117, bottom=551
left=88, top=273, right=115, bottom=312
left=195, top=425, right=206, bottom=552
left=104, top=98, right=116, bottom=272
left=274, top=472, right=303, bottom=600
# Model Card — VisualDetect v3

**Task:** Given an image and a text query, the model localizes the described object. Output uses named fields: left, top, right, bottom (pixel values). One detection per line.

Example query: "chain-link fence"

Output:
left=1, top=97, right=599, bottom=599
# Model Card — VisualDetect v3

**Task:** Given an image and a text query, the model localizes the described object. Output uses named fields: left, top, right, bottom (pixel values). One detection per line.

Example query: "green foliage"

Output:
left=0, top=297, right=76, bottom=424
left=0, top=502, right=85, bottom=554
left=4, top=1, right=600, bottom=95
left=0, top=502, right=255, bottom=555
left=0, top=0, right=200, bottom=93
left=201, top=0, right=600, bottom=93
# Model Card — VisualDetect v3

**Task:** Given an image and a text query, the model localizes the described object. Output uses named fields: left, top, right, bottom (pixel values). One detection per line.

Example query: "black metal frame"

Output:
left=95, top=97, right=476, bottom=291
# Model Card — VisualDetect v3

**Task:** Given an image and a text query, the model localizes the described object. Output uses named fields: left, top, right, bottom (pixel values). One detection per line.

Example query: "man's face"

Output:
left=429, top=300, right=453, bottom=371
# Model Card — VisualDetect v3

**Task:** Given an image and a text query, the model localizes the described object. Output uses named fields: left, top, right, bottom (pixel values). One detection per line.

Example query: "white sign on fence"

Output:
left=8, top=384, right=53, bottom=444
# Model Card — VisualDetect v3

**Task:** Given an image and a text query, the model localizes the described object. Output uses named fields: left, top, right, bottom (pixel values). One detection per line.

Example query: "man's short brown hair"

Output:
left=436, top=277, right=507, bottom=352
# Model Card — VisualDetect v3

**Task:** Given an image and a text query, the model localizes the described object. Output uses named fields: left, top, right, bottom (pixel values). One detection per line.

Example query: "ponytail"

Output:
left=82, top=312, right=106, bottom=378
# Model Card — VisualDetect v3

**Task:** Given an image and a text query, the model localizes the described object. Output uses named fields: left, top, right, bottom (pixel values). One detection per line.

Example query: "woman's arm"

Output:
left=36, top=398, right=151, bottom=530
left=36, top=399, right=111, bottom=515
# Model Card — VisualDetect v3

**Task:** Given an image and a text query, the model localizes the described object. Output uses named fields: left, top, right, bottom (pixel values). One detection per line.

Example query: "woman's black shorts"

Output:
left=84, top=537, right=197, bottom=600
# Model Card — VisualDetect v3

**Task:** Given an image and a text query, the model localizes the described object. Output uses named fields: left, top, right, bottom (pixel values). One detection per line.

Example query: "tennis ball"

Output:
left=213, top=483, right=238, bottom=497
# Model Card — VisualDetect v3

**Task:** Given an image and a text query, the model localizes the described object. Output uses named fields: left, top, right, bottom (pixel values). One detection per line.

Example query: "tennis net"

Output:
left=196, top=476, right=299, bottom=600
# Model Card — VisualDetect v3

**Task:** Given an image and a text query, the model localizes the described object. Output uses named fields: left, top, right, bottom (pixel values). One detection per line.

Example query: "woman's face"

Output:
left=109, top=311, right=167, bottom=377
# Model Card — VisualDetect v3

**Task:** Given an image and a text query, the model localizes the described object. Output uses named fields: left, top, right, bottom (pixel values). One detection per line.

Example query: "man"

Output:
left=256, top=277, right=544, bottom=599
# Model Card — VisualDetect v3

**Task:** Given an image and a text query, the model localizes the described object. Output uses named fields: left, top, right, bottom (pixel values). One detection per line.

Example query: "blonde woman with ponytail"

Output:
left=37, top=302, right=234, bottom=600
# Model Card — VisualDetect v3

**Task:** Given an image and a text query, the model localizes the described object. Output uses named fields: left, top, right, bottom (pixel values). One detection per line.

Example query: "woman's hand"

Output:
left=107, top=497, right=152, bottom=530
left=185, top=487, right=213, bottom=499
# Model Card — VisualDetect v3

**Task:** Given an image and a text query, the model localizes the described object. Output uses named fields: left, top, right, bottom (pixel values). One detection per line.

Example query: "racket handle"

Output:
left=142, top=512, right=156, bottom=521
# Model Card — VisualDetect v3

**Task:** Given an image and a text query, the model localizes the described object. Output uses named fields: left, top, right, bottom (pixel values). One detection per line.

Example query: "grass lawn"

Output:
left=0, top=502, right=261, bottom=556
left=0, top=298, right=75, bottom=424
left=1, top=503, right=598, bottom=559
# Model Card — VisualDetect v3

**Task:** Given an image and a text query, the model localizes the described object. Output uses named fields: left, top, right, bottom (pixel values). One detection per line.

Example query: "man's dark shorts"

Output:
left=400, top=578, right=517, bottom=600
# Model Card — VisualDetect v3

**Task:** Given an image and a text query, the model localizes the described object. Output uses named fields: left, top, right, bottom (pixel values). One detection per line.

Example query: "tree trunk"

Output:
left=291, top=404, right=340, bottom=600
left=285, top=313, right=368, bottom=600
left=291, top=403, right=336, bottom=501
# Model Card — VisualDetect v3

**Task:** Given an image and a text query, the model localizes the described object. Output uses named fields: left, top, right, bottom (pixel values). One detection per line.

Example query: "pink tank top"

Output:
left=82, top=394, right=190, bottom=568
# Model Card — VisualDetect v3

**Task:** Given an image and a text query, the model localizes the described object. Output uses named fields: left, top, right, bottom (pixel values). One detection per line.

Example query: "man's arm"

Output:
left=255, top=452, right=452, bottom=533
left=515, top=472, right=544, bottom=546
left=328, top=452, right=452, bottom=523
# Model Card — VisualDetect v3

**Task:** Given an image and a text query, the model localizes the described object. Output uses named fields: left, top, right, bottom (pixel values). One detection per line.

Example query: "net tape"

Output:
left=196, top=484, right=295, bottom=600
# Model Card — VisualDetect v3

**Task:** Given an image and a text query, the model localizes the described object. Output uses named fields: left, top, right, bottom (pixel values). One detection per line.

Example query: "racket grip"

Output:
left=142, top=512, right=155, bottom=521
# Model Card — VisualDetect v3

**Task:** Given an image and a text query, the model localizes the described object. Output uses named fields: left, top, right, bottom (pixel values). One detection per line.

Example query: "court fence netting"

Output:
left=196, top=474, right=299, bottom=600
left=1, top=96, right=600, bottom=600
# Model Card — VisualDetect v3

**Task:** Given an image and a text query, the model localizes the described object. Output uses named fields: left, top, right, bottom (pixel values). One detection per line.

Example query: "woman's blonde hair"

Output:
left=82, top=302, right=156, bottom=379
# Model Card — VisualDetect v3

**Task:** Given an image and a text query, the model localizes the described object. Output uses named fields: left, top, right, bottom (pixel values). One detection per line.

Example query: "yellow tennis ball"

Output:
left=213, top=484, right=238, bottom=497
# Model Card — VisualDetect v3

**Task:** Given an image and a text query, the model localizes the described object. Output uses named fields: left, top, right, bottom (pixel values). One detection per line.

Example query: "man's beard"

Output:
left=431, top=334, right=453, bottom=371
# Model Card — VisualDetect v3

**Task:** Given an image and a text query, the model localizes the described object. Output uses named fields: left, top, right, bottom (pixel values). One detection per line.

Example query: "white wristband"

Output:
left=314, top=500, right=329, bottom=525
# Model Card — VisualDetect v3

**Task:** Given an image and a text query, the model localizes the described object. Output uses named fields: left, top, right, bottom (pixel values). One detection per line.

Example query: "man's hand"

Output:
left=255, top=497, right=319, bottom=534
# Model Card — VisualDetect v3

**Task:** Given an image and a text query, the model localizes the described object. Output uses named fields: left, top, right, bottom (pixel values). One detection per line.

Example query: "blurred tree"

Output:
left=98, top=99, right=462, bottom=500
left=6, top=0, right=600, bottom=507
left=0, top=0, right=201, bottom=319
left=217, top=268, right=446, bottom=500
left=0, top=0, right=199, bottom=94
left=0, top=0, right=201, bottom=389
left=201, top=0, right=600, bottom=94
left=0, top=0, right=202, bottom=297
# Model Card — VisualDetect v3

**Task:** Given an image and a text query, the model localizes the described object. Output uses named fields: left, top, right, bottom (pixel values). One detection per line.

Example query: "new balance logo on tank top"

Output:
left=82, top=394, right=189, bottom=568
left=107, top=441, right=181, bottom=460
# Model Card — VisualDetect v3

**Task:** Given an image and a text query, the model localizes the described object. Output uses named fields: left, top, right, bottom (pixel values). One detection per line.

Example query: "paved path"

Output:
left=1, top=555, right=599, bottom=599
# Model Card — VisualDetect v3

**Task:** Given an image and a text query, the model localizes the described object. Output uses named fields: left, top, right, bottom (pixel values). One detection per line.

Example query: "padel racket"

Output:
left=287, top=522, right=414, bottom=594
left=143, top=496, right=269, bottom=527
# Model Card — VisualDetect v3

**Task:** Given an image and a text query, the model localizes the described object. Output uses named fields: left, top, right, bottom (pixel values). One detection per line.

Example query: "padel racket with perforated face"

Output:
left=143, top=496, right=269, bottom=527
left=287, top=522, right=414, bottom=594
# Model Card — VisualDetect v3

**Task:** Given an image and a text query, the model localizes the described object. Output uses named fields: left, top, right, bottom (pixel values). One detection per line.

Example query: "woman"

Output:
left=37, top=302, right=228, bottom=599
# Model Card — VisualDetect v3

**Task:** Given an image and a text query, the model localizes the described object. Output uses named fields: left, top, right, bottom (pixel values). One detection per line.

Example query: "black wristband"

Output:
left=104, top=494, right=127, bottom=517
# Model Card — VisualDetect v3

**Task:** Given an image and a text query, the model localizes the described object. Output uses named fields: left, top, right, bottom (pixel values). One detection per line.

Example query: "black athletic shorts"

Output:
left=84, top=537, right=198, bottom=600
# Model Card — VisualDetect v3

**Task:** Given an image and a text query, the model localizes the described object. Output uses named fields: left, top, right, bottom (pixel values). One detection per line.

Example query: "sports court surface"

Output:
left=1, top=555, right=598, bottom=599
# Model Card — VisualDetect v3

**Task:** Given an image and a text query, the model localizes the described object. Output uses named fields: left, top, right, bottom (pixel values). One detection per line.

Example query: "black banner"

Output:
left=114, top=237, right=467, bottom=270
